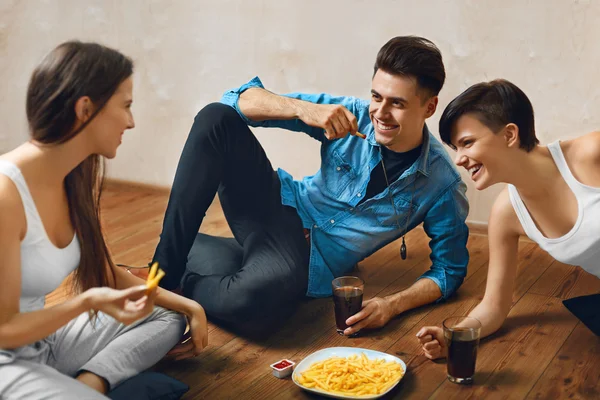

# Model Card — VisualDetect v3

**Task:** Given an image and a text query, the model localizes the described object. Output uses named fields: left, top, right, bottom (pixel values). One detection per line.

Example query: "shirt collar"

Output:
left=368, top=124, right=432, bottom=177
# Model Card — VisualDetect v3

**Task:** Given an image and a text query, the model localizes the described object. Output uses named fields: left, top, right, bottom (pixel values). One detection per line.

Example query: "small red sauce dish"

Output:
left=270, top=359, right=295, bottom=378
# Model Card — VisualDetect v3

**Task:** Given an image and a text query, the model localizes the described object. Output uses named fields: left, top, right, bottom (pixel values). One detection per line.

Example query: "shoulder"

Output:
left=489, top=187, right=523, bottom=239
left=354, top=97, right=370, bottom=110
left=426, top=136, right=461, bottom=182
left=0, top=174, right=26, bottom=237
left=562, top=131, right=600, bottom=166
left=0, top=173, right=20, bottom=205
left=333, top=95, right=369, bottom=118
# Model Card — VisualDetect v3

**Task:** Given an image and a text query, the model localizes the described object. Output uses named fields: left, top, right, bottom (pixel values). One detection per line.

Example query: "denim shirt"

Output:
left=221, top=77, right=469, bottom=298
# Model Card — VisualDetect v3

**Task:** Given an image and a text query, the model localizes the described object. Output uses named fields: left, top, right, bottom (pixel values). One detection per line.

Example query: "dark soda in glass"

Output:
left=333, top=286, right=363, bottom=332
left=443, top=317, right=482, bottom=384
left=331, top=276, right=364, bottom=337
left=447, top=334, right=480, bottom=379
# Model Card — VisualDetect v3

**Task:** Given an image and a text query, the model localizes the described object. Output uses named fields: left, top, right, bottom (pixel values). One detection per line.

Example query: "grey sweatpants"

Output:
left=0, top=306, right=185, bottom=400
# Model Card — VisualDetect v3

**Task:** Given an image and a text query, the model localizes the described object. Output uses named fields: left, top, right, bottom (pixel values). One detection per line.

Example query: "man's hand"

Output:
left=167, top=305, right=208, bottom=361
left=297, top=103, right=361, bottom=140
left=343, top=297, right=394, bottom=336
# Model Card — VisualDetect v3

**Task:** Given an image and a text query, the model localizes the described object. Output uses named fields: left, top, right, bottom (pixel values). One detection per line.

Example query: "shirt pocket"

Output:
left=322, top=151, right=356, bottom=198
left=366, top=195, right=417, bottom=230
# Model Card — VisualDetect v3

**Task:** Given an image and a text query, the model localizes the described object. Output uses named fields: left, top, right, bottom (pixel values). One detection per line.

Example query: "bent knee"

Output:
left=223, top=286, right=294, bottom=322
left=194, top=102, right=242, bottom=126
left=150, top=307, right=186, bottom=337
left=186, top=102, right=247, bottom=148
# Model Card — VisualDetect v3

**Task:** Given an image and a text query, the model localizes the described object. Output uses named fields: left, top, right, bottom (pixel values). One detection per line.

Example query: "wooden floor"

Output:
left=47, top=182, right=600, bottom=400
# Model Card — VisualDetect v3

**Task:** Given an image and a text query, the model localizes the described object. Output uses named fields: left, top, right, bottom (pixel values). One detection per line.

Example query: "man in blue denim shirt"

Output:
left=153, top=36, right=469, bottom=335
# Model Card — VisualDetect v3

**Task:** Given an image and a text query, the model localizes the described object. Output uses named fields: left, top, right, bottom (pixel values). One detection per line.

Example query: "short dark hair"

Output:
left=439, top=79, right=538, bottom=152
left=374, top=36, right=445, bottom=101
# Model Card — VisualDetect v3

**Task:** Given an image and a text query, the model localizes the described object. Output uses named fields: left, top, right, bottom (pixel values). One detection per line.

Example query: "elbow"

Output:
left=237, top=87, right=264, bottom=112
left=0, top=325, right=17, bottom=350
left=476, top=298, right=511, bottom=338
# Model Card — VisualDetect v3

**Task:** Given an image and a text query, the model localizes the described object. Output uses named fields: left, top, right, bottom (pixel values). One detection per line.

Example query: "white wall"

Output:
left=2, top=0, right=600, bottom=224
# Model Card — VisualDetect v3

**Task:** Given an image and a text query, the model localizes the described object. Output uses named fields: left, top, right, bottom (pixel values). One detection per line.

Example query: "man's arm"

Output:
left=343, top=278, right=441, bottom=336
left=344, top=179, right=469, bottom=336
left=418, top=179, right=470, bottom=301
left=220, top=76, right=364, bottom=141
left=386, top=276, right=442, bottom=315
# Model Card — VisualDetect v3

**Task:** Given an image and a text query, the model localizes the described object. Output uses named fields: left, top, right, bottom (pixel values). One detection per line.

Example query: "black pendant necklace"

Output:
left=400, top=236, right=407, bottom=260
left=379, top=147, right=415, bottom=260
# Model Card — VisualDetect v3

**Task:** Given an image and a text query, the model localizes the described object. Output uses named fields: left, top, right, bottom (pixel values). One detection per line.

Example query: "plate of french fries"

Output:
left=292, top=347, right=406, bottom=399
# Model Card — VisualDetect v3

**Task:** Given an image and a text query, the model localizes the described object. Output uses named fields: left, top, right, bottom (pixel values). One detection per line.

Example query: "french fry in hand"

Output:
left=354, top=131, right=366, bottom=139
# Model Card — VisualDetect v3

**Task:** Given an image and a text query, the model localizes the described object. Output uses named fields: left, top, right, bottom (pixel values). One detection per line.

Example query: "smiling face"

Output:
left=369, top=69, right=437, bottom=152
left=451, top=113, right=515, bottom=190
left=84, top=77, right=135, bottom=159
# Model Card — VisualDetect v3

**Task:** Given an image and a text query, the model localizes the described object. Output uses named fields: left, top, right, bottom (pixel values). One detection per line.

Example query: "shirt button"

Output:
left=330, top=219, right=335, bottom=224
left=313, top=224, right=318, bottom=228
left=350, top=207, right=354, bottom=211
left=336, top=167, right=341, bottom=171
left=356, top=193, right=362, bottom=197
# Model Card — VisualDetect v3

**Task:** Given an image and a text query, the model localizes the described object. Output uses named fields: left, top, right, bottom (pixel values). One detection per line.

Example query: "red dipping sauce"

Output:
left=273, top=360, right=292, bottom=369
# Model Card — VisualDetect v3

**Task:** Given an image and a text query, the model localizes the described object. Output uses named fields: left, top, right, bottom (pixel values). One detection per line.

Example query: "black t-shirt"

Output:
left=360, top=144, right=422, bottom=204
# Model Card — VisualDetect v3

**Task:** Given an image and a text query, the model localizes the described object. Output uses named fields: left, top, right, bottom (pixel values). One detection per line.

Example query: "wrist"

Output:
left=180, top=298, right=204, bottom=318
left=384, top=294, right=403, bottom=316
left=79, top=290, right=96, bottom=313
left=292, top=100, right=307, bottom=120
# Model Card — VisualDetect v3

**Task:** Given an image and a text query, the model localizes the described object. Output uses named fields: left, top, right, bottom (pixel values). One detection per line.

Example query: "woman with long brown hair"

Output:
left=0, top=41, right=208, bottom=399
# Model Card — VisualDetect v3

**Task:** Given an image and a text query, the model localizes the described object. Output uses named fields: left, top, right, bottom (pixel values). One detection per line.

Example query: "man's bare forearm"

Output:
left=238, top=87, right=310, bottom=122
left=386, top=278, right=442, bottom=316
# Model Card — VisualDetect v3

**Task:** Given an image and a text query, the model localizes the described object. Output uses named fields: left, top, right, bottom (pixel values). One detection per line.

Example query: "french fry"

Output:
left=146, top=268, right=165, bottom=292
left=354, top=131, right=366, bottom=139
left=296, top=353, right=404, bottom=397
left=147, top=262, right=159, bottom=281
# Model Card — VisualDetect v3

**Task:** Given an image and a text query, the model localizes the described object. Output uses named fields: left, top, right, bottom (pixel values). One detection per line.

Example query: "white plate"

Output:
left=292, top=347, right=407, bottom=399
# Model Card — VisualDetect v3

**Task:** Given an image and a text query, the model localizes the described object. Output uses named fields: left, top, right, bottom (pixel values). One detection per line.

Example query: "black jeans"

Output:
left=153, top=103, right=310, bottom=329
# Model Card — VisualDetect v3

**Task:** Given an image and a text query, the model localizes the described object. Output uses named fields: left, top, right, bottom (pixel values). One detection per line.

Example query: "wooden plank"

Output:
left=510, top=246, right=555, bottom=305
left=565, top=268, right=600, bottom=298
left=525, top=323, right=600, bottom=400
left=528, top=261, right=580, bottom=299
left=526, top=263, right=600, bottom=400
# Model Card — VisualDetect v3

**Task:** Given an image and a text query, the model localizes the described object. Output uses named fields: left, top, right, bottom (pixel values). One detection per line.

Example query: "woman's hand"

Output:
left=167, top=305, right=209, bottom=361
left=84, top=285, right=157, bottom=325
left=416, top=326, right=447, bottom=360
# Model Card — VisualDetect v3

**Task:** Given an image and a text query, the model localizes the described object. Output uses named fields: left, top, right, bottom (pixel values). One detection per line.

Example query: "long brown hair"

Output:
left=26, top=41, right=133, bottom=293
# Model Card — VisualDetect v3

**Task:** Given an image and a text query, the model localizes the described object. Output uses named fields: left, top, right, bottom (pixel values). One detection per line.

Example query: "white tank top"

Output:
left=0, top=160, right=80, bottom=313
left=508, top=141, right=600, bottom=278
